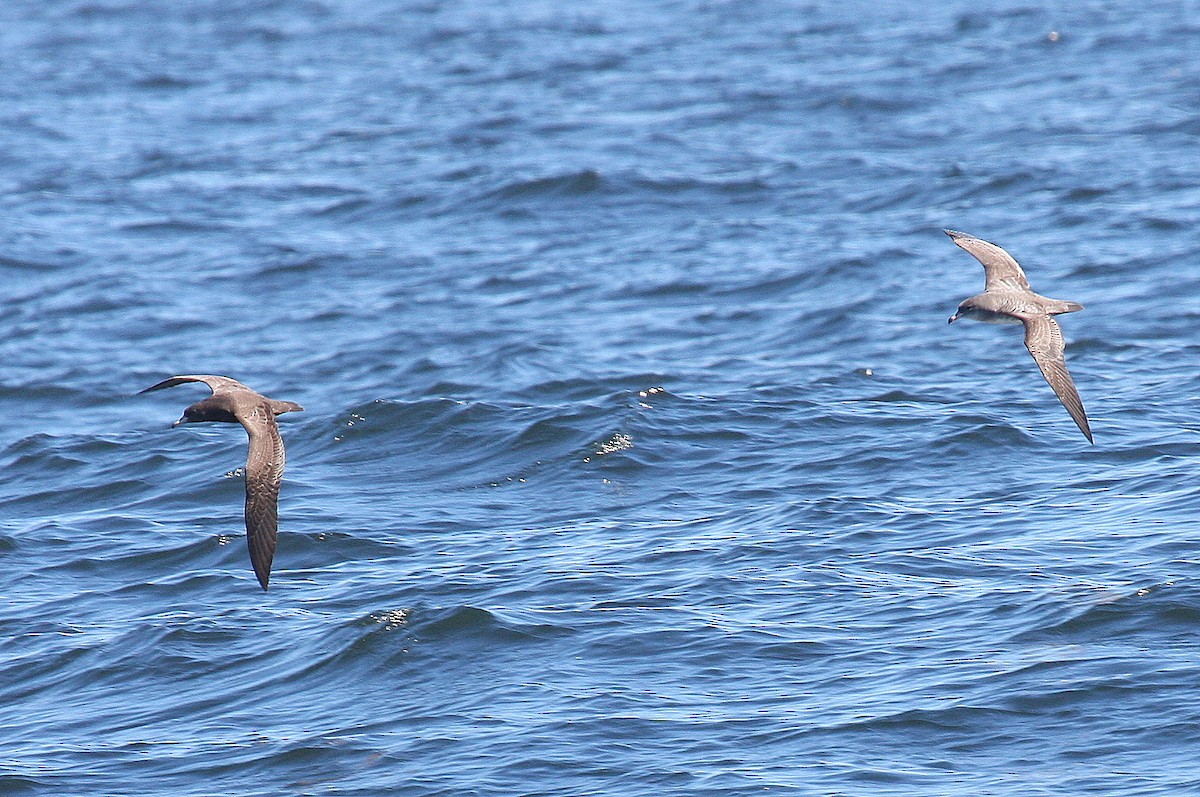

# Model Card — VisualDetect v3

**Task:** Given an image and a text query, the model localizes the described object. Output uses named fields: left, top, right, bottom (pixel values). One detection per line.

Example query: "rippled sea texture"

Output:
left=3, top=1, right=1200, bottom=795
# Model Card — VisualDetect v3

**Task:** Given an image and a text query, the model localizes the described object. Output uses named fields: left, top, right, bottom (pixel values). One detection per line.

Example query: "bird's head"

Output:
left=172, top=398, right=239, bottom=427
left=948, top=299, right=978, bottom=324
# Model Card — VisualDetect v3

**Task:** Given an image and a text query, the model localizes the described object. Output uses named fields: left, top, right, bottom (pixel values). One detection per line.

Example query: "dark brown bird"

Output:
left=140, top=375, right=303, bottom=590
left=945, top=230, right=1092, bottom=443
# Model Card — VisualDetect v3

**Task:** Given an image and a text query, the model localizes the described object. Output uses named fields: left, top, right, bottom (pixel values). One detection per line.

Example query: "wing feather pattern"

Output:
left=240, top=403, right=285, bottom=591
left=945, top=230, right=1032, bottom=291
left=1022, top=315, right=1093, bottom=443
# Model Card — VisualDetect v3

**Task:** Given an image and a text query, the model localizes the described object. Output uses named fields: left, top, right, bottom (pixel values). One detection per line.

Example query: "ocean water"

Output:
left=2, top=1, right=1200, bottom=794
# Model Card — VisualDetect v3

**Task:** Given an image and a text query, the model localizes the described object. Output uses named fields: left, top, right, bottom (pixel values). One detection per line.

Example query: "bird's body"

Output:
left=945, top=230, right=1093, bottom=443
left=140, top=375, right=303, bottom=590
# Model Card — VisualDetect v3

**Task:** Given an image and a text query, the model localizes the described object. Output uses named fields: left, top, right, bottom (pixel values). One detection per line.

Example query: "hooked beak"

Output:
left=171, top=416, right=189, bottom=428
left=948, top=313, right=959, bottom=324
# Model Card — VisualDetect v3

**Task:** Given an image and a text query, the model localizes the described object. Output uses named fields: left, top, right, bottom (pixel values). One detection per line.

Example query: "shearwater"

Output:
left=945, top=230, right=1093, bottom=443
left=140, top=375, right=304, bottom=589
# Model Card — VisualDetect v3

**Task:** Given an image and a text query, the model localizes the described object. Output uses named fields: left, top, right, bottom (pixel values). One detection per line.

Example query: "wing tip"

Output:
left=248, top=525, right=277, bottom=592
left=251, top=553, right=273, bottom=591
left=137, top=375, right=208, bottom=395
left=138, top=378, right=175, bottom=395
left=1064, top=399, right=1094, bottom=444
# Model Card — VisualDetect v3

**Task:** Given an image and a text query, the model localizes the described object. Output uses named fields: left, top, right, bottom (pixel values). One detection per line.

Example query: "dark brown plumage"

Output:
left=140, top=375, right=303, bottom=590
left=945, top=230, right=1093, bottom=443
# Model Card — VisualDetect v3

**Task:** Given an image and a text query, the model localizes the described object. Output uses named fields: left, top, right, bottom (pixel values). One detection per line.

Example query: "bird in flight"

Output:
left=945, top=230, right=1092, bottom=443
left=141, top=375, right=303, bottom=589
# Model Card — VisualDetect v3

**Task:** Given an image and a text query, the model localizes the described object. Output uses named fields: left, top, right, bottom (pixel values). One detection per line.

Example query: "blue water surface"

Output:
left=2, top=1, right=1200, bottom=795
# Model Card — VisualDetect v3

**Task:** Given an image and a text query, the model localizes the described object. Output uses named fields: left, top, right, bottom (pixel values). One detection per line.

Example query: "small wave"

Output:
left=958, top=170, right=1040, bottom=199
left=516, top=375, right=672, bottom=403
left=818, top=702, right=1004, bottom=735
left=629, top=172, right=773, bottom=196
left=0, top=255, right=62, bottom=271
left=312, top=197, right=374, bottom=217
left=810, top=91, right=917, bottom=114
left=929, top=415, right=1038, bottom=449
left=1016, top=583, right=1200, bottom=642
left=854, top=389, right=951, bottom=404
left=484, top=169, right=604, bottom=201
left=314, top=125, right=417, bottom=145
left=253, top=255, right=342, bottom=277
left=617, top=278, right=710, bottom=299
left=119, top=219, right=234, bottom=234
left=1063, top=185, right=1117, bottom=202
left=133, top=74, right=202, bottom=90
left=324, top=396, right=626, bottom=490
left=358, top=605, right=570, bottom=647
left=1135, top=215, right=1189, bottom=231
left=0, top=774, right=43, bottom=793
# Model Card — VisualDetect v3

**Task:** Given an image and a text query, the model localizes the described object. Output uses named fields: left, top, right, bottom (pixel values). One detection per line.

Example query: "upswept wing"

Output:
left=139, top=374, right=251, bottom=396
left=945, top=230, right=1032, bottom=291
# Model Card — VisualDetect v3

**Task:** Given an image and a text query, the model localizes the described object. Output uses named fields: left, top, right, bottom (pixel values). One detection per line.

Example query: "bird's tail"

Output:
left=1050, top=300, right=1083, bottom=314
left=270, top=400, right=304, bottom=415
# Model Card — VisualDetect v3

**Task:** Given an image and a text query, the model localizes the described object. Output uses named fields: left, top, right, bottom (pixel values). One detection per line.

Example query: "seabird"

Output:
left=945, top=230, right=1093, bottom=443
left=140, top=375, right=303, bottom=589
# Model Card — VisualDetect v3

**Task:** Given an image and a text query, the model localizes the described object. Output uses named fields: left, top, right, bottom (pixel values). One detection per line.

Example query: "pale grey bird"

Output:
left=140, top=375, right=304, bottom=589
left=945, top=230, right=1093, bottom=443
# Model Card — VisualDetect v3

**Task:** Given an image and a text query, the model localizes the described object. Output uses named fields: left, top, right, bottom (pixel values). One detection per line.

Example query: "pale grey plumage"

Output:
left=140, top=375, right=303, bottom=590
left=945, top=230, right=1093, bottom=443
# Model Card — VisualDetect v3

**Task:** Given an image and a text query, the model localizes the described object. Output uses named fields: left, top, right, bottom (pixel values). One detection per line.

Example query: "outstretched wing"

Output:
left=139, top=374, right=250, bottom=395
left=239, top=403, right=286, bottom=590
left=945, top=230, right=1032, bottom=291
left=1021, top=315, right=1093, bottom=443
